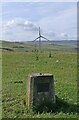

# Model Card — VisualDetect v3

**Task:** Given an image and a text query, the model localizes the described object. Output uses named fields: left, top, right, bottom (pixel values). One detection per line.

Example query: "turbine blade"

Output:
left=33, top=36, right=40, bottom=41
left=41, top=36, right=50, bottom=42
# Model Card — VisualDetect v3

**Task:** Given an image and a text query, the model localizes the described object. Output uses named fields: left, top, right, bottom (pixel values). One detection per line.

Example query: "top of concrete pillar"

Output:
left=30, top=73, right=53, bottom=78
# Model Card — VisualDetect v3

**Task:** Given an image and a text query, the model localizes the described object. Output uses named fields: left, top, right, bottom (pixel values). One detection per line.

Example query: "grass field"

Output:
left=1, top=41, right=78, bottom=118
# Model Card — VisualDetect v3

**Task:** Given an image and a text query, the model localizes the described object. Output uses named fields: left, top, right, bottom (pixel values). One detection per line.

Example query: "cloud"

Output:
left=2, top=18, right=39, bottom=41
left=24, top=21, right=38, bottom=31
left=60, top=33, right=68, bottom=40
left=5, top=18, right=38, bottom=31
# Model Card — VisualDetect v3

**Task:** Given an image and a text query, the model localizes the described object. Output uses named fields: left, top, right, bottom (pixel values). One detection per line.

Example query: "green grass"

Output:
left=2, top=41, right=78, bottom=118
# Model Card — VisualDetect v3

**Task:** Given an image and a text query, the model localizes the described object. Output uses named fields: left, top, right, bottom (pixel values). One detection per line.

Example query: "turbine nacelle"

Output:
left=33, top=27, right=50, bottom=42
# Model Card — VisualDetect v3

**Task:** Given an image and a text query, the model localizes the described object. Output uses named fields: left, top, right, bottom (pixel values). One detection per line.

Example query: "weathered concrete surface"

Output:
left=26, top=73, right=55, bottom=109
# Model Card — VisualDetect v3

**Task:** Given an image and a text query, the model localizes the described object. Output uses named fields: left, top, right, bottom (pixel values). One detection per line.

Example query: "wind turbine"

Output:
left=33, top=27, right=50, bottom=52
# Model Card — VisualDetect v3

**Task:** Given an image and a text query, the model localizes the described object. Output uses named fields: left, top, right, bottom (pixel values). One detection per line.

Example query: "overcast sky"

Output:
left=1, top=2, right=77, bottom=41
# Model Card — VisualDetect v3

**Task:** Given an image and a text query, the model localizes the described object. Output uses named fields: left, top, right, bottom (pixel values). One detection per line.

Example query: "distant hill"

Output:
left=26, top=40, right=77, bottom=46
left=0, top=40, right=77, bottom=45
left=0, top=40, right=78, bottom=52
left=0, top=40, right=77, bottom=46
left=51, top=40, right=77, bottom=46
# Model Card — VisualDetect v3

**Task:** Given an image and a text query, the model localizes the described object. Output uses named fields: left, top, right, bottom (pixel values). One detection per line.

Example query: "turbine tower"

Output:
left=33, top=27, right=50, bottom=52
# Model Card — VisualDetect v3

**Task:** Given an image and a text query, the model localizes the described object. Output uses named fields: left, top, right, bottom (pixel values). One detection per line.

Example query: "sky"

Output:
left=1, top=1, right=77, bottom=41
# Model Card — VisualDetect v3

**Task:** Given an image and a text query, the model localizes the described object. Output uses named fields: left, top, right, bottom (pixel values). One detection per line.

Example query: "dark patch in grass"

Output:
left=13, top=46, right=24, bottom=48
left=1, top=47, right=14, bottom=51
left=33, top=96, right=77, bottom=114
left=48, top=52, right=52, bottom=58
left=14, top=81, right=23, bottom=84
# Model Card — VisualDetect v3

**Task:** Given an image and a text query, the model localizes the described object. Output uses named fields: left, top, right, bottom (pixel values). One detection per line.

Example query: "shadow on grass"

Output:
left=34, top=96, right=78, bottom=114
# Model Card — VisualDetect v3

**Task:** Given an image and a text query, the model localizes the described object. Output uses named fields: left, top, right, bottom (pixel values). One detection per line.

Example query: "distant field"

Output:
left=2, top=41, right=78, bottom=118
